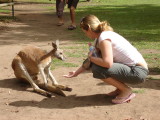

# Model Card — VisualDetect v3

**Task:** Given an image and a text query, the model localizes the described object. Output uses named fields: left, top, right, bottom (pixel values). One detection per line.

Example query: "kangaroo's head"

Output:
left=52, top=40, right=66, bottom=61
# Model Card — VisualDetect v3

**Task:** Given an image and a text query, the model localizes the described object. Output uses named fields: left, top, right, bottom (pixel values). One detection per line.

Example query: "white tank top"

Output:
left=97, top=31, right=145, bottom=66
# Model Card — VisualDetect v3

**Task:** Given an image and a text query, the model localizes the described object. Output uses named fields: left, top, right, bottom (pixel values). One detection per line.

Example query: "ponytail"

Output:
left=80, top=15, right=113, bottom=33
left=97, top=21, right=113, bottom=32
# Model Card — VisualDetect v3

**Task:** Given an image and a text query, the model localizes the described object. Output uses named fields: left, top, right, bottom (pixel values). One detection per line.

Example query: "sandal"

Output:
left=112, top=93, right=136, bottom=104
left=68, top=25, right=76, bottom=30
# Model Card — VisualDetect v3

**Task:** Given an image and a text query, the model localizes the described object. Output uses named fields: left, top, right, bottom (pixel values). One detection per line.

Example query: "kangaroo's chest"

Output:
left=38, top=57, right=52, bottom=69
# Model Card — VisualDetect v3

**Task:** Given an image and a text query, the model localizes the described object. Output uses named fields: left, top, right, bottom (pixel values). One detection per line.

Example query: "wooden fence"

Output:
left=0, top=0, right=15, bottom=18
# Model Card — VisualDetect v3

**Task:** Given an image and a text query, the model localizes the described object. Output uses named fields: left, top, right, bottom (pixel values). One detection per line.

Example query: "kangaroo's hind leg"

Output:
left=14, top=61, right=52, bottom=97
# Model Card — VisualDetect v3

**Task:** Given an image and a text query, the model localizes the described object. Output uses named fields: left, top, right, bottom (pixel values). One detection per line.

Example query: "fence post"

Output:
left=11, top=0, right=14, bottom=18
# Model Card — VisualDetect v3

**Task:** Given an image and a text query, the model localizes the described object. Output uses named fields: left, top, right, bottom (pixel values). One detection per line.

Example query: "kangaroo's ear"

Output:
left=55, top=40, right=59, bottom=48
left=52, top=42, right=57, bottom=50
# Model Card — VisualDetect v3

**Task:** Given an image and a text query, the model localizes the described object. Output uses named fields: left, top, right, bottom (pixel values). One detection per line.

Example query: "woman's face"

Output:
left=82, top=29, right=95, bottom=39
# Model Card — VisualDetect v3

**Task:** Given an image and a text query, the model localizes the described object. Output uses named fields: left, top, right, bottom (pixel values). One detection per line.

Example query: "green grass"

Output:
left=63, top=45, right=88, bottom=58
left=133, top=89, right=145, bottom=94
left=51, top=59, right=78, bottom=69
left=0, top=3, right=16, bottom=20
left=143, top=53, right=160, bottom=72
left=15, top=0, right=54, bottom=3
left=76, top=3, right=160, bottom=47
left=66, top=52, right=84, bottom=58
left=147, top=76, right=160, bottom=80
left=0, top=9, right=9, bottom=13
left=0, top=16, right=16, bottom=22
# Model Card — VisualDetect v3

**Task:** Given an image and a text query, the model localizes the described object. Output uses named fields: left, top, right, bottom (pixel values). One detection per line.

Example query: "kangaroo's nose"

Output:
left=59, top=56, right=66, bottom=61
left=63, top=55, right=67, bottom=61
left=62, top=57, right=66, bottom=61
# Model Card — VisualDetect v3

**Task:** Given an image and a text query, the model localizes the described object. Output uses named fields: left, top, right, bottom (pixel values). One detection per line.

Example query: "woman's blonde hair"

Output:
left=80, top=15, right=113, bottom=33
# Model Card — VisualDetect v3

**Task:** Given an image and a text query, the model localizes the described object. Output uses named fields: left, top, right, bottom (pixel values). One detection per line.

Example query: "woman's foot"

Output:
left=112, top=93, right=136, bottom=104
left=112, top=88, right=135, bottom=104
left=106, top=89, right=120, bottom=97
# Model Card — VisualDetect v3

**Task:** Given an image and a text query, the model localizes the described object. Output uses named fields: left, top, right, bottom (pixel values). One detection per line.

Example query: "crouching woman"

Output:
left=63, top=15, right=149, bottom=104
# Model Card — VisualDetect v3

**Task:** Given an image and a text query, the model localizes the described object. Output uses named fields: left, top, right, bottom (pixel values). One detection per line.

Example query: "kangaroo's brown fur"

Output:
left=12, top=41, right=72, bottom=97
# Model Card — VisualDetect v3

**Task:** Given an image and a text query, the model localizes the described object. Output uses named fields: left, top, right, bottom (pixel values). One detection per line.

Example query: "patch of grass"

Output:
left=0, top=16, right=16, bottom=22
left=147, top=76, right=160, bottom=80
left=143, top=54, right=160, bottom=70
left=133, top=89, right=145, bottom=94
left=63, top=45, right=86, bottom=50
left=148, top=67, right=160, bottom=73
left=0, top=8, right=13, bottom=21
left=63, top=43, right=89, bottom=58
left=15, top=0, right=54, bottom=3
left=51, top=59, right=78, bottom=70
left=66, top=52, right=84, bottom=58
left=0, top=8, right=10, bottom=13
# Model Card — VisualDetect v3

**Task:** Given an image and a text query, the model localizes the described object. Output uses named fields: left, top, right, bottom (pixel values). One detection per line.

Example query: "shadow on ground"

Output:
left=9, top=94, right=113, bottom=109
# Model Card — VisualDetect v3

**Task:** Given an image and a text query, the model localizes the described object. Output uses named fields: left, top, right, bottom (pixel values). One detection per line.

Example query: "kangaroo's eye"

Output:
left=60, top=52, right=62, bottom=55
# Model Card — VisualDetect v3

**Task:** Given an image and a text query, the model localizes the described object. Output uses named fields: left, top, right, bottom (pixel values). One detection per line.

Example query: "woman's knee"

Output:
left=124, top=76, right=146, bottom=84
left=134, top=76, right=146, bottom=84
left=129, top=67, right=148, bottom=84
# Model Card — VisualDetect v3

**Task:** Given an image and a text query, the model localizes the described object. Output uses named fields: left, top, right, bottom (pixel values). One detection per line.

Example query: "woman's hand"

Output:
left=63, top=71, right=77, bottom=78
left=88, top=51, right=93, bottom=61
left=63, top=66, right=86, bottom=78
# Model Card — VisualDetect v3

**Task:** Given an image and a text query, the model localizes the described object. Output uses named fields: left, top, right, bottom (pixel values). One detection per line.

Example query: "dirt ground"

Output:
left=0, top=3, right=160, bottom=120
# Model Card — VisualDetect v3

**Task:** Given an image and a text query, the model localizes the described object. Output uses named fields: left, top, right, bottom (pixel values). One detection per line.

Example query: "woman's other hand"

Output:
left=63, top=71, right=77, bottom=78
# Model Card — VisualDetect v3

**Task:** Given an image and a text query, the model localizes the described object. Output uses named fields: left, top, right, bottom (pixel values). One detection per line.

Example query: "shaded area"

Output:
left=9, top=94, right=113, bottom=109
left=0, top=3, right=71, bottom=46
left=0, top=78, right=72, bottom=97
left=0, top=78, right=30, bottom=91
left=0, top=3, right=159, bottom=73
left=1, top=3, right=160, bottom=45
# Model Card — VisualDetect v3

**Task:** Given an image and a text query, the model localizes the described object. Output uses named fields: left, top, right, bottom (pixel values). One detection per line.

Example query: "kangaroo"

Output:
left=12, top=40, right=72, bottom=97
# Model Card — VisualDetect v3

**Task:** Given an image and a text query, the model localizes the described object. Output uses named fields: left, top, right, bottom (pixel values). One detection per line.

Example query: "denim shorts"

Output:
left=91, top=63, right=149, bottom=84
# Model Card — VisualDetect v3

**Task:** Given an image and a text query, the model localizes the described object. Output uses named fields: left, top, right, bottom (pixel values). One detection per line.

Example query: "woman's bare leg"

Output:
left=69, top=6, right=76, bottom=26
left=102, top=77, right=132, bottom=98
